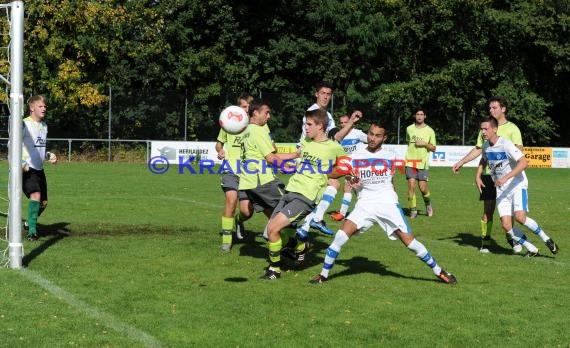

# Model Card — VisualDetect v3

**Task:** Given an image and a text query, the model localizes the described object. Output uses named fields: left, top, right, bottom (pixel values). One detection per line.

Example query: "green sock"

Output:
left=221, top=216, right=234, bottom=244
left=27, top=200, right=40, bottom=236
left=408, top=195, right=416, bottom=212
left=221, top=216, right=234, bottom=231
left=268, top=239, right=283, bottom=271
left=423, top=191, right=431, bottom=206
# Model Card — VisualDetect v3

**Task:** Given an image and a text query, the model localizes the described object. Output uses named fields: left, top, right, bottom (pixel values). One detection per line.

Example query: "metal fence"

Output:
left=0, top=138, right=151, bottom=163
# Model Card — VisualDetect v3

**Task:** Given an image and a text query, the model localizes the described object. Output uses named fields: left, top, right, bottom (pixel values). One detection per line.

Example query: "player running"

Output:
left=477, top=117, right=559, bottom=257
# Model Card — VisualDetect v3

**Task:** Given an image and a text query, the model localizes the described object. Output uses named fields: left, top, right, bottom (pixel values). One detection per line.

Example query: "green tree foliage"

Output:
left=8, top=0, right=569, bottom=145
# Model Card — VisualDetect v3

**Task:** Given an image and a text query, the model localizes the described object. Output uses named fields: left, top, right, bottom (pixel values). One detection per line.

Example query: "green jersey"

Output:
left=238, top=124, right=277, bottom=190
left=475, top=120, right=522, bottom=174
left=286, top=138, right=347, bottom=203
left=476, top=121, right=522, bottom=147
left=405, top=124, right=436, bottom=169
left=217, top=128, right=246, bottom=173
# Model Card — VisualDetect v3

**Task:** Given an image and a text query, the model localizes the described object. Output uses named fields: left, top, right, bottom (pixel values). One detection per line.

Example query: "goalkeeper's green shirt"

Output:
left=405, top=124, right=436, bottom=170
left=286, top=138, right=347, bottom=203
left=238, top=124, right=277, bottom=190
left=217, top=128, right=246, bottom=174
left=476, top=121, right=523, bottom=174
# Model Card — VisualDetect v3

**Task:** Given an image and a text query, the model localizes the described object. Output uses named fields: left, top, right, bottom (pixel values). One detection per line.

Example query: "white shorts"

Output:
left=496, top=185, right=529, bottom=217
left=346, top=201, right=410, bottom=240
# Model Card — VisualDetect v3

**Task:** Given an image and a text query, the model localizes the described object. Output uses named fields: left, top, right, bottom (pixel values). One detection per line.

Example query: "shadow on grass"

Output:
left=23, top=222, right=71, bottom=267
left=236, top=229, right=335, bottom=268
left=440, top=232, right=514, bottom=255
left=326, top=256, right=435, bottom=283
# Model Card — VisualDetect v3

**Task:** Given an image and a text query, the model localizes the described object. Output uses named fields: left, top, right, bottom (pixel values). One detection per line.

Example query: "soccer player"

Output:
left=453, top=96, right=524, bottom=253
left=263, top=108, right=347, bottom=280
left=405, top=107, right=436, bottom=219
left=477, top=117, right=558, bottom=257
left=238, top=99, right=299, bottom=230
left=310, top=123, right=457, bottom=284
left=22, top=95, right=58, bottom=241
left=329, top=113, right=368, bottom=221
left=297, top=81, right=339, bottom=235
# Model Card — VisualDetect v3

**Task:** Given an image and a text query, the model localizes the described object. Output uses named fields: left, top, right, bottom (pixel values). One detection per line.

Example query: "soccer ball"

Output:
left=219, top=105, right=249, bottom=135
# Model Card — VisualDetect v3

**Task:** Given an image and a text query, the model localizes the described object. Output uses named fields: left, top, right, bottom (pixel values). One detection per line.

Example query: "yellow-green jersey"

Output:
left=476, top=121, right=522, bottom=147
left=475, top=121, right=522, bottom=175
left=405, top=124, right=436, bottom=169
left=286, top=138, right=347, bottom=203
left=238, top=124, right=277, bottom=190
left=217, top=128, right=246, bottom=173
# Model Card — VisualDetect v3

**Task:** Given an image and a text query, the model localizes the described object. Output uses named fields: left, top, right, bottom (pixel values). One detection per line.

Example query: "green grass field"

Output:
left=1, top=163, right=569, bottom=347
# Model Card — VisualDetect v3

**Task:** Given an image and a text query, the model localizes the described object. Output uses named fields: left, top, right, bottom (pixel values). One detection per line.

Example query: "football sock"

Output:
left=262, top=223, right=269, bottom=240
left=407, top=239, right=442, bottom=275
left=408, top=194, right=416, bottom=212
left=268, top=239, right=283, bottom=272
left=522, top=217, right=549, bottom=242
left=221, top=216, right=234, bottom=244
left=508, top=229, right=538, bottom=253
left=27, top=200, right=40, bottom=236
left=422, top=191, right=431, bottom=206
left=313, top=186, right=337, bottom=221
left=298, top=212, right=314, bottom=233
left=339, top=192, right=352, bottom=216
left=321, top=230, right=349, bottom=278
left=481, top=219, right=493, bottom=239
left=38, top=205, right=46, bottom=217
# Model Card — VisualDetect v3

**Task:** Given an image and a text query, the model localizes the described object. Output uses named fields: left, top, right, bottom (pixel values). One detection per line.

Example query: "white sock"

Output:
left=508, top=229, right=538, bottom=253
left=299, top=212, right=314, bottom=232
left=313, top=186, right=337, bottom=221
left=407, top=239, right=442, bottom=275
left=321, top=230, right=350, bottom=278
left=522, top=217, right=549, bottom=242
left=339, top=192, right=352, bottom=215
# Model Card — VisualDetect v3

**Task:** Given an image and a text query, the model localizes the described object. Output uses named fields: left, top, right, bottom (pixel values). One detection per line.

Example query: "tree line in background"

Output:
left=1, top=0, right=569, bottom=146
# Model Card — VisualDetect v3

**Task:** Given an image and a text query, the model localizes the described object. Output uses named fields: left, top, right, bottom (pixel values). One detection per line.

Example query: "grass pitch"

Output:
left=1, top=163, right=569, bottom=347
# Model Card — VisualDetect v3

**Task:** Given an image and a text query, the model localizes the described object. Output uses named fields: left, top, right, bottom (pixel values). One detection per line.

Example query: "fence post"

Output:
left=108, top=86, right=112, bottom=162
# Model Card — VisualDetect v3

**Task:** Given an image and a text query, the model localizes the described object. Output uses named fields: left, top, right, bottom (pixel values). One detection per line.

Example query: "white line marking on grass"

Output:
left=18, top=269, right=163, bottom=348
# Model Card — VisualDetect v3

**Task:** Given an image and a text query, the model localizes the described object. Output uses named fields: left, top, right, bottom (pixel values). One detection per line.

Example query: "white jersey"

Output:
left=482, top=136, right=528, bottom=194
left=22, top=116, right=48, bottom=170
left=351, top=146, right=398, bottom=204
left=339, top=128, right=368, bottom=154
left=300, top=103, right=335, bottom=142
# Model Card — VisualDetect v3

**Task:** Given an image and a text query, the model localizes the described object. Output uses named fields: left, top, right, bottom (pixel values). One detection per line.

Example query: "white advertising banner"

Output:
left=151, top=141, right=219, bottom=164
left=150, top=141, right=570, bottom=168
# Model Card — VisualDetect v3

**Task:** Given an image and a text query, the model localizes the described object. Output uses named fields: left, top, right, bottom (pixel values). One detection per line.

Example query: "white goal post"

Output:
left=1, top=1, right=24, bottom=269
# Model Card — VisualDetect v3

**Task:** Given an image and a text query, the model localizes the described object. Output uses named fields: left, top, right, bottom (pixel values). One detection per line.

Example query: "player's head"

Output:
left=339, top=114, right=350, bottom=127
left=237, top=93, right=254, bottom=113
left=305, top=108, right=328, bottom=139
left=314, top=81, right=333, bottom=109
left=248, top=98, right=271, bottom=126
left=488, top=96, right=508, bottom=119
left=414, top=107, right=426, bottom=124
left=27, top=95, right=47, bottom=120
left=367, top=122, right=388, bottom=151
left=480, top=116, right=499, bottom=141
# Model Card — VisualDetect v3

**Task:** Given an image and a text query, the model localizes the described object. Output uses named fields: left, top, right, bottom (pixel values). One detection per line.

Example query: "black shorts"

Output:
left=23, top=168, right=48, bottom=201
left=479, top=174, right=496, bottom=201
left=244, top=178, right=285, bottom=213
